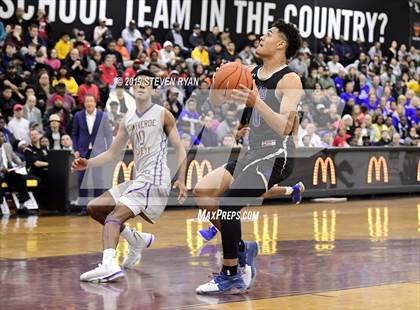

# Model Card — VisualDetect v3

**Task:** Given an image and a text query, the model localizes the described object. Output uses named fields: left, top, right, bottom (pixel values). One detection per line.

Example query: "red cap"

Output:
left=52, top=94, right=64, bottom=103
left=13, top=104, right=23, bottom=111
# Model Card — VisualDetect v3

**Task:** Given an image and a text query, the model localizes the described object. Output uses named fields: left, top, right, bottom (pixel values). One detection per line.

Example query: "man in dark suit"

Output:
left=72, top=94, right=112, bottom=214
left=0, top=131, right=32, bottom=215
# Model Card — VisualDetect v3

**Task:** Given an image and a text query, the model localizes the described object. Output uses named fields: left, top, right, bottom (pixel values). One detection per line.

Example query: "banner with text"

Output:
left=2, top=0, right=411, bottom=48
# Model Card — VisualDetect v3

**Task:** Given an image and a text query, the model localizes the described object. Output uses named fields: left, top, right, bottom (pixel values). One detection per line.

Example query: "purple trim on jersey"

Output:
left=127, top=183, right=147, bottom=194
left=144, top=183, right=151, bottom=210
left=153, top=134, right=165, bottom=184
left=159, top=136, right=167, bottom=185
left=135, top=104, right=155, bottom=118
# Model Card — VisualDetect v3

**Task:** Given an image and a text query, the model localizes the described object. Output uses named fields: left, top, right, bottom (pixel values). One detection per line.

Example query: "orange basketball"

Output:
left=209, top=62, right=253, bottom=105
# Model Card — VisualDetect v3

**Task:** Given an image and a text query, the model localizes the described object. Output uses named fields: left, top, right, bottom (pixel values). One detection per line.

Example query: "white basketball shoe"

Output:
left=122, top=230, right=155, bottom=269
left=80, top=263, right=124, bottom=283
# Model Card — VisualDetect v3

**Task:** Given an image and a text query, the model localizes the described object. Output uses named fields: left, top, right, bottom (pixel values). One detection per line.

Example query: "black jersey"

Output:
left=24, top=145, right=48, bottom=175
left=240, top=65, right=296, bottom=149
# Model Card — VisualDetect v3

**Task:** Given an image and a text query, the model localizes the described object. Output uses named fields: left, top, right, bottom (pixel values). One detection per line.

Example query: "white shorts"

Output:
left=109, top=179, right=171, bottom=223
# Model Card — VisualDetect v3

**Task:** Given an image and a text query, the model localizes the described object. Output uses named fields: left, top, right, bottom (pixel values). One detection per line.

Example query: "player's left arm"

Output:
left=232, top=72, right=302, bottom=137
left=163, top=109, right=187, bottom=204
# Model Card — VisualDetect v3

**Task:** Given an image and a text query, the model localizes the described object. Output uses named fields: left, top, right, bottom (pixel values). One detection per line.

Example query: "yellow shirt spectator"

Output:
left=372, top=123, right=388, bottom=142
left=55, top=37, right=72, bottom=60
left=406, top=79, right=420, bottom=96
left=191, top=46, right=210, bottom=66
left=53, top=77, right=79, bottom=96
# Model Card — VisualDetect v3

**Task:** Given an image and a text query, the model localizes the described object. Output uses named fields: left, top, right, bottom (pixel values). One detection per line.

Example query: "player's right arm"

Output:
left=72, top=116, right=129, bottom=171
left=163, top=109, right=187, bottom=204
left=233, top=106, right=252, bottom=140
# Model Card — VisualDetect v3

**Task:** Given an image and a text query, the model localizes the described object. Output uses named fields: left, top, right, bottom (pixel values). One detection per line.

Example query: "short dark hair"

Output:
left=25, top=85, right=35, bottom=92
left=55, top=83, right=66, bottom=90
left=271, top=19, right=302, bottom=59
left=74, top=41, right=84, bottom=48
left=135, top=69, right=157, bottom=88
left=84, top=93, right=97, bottom=102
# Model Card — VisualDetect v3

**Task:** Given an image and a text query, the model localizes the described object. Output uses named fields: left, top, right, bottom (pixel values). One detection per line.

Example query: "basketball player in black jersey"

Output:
left=195, top=20, right=303, bottom=295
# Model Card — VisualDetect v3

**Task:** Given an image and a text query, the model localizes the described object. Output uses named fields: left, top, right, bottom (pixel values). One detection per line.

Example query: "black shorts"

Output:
left=224, top=146, right=294, bottom=190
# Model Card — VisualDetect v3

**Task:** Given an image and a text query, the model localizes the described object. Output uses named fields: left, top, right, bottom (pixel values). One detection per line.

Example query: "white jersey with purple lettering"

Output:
left=125, top=103, right=171, bottom=186
left=109, top=103, right=171, bottom=223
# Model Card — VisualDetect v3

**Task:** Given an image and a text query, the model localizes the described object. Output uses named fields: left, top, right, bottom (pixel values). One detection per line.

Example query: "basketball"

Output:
left=209, top=62, right=253, bottom=105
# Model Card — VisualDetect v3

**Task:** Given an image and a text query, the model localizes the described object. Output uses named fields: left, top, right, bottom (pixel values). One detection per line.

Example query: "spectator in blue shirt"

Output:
left=2, top=43, right=15, bottom=70
left=403, top=89, right=415, bottom=108
left=365, top=93, right=380, bottom=112
left=411, top=108, right=420, bottom=127
left=405, top=95, right=418, bottom=122
left=392, top=103, right=405, bottom=127
left=379, top=97, right=390, bottom=118
left=334, top=69, right=346, bottom=94
left=383, top=86, right=395, bottom=105
left=356, top=74, right=370, bottom=105
left=23, top=42, right=37, bottom=71
left=340, top=81, right=357, bottom=105
left=371, top=75, right=384, bottom=99
left=177, top=98, right=201, bottom=135
left=192, top=115, right=218, bottom=147
left=0, top=22, right=7, bottom=43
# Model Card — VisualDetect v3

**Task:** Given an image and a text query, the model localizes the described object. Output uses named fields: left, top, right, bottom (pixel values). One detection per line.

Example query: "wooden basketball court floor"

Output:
left=1, top=196, right=419, bottom=309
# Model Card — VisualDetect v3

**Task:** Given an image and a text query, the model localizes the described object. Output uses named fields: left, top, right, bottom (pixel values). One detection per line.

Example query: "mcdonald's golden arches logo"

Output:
left=417, top=161, right=420, bottom=182
left=186, top=160, right=213, bottom=190
left=367, top=156, right=389, bottom=183
left=113, top=161, right=135, bottom=186
left=313, top=157, right=336, bottom=185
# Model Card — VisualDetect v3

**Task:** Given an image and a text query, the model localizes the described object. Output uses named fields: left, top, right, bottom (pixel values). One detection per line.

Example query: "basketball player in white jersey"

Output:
left=72, top=70, right=187, bottom=282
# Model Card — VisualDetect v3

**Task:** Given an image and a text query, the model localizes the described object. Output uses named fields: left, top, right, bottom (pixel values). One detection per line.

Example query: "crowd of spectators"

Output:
left=0, top=8, right=419, bottom=163
left=292, top=38, right=419, bottom=147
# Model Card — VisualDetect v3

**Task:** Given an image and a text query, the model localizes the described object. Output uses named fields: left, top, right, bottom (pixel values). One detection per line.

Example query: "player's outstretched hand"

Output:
left=173, top=180, right=187, bottom=204
left=71, top=158, right=88, bottom=172
left=231, top=80, right=259, bottom=107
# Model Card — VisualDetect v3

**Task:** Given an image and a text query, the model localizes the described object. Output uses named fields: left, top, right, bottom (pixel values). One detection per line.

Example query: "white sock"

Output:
left=102, top=248, right=116, bottom=266
left=121, top=226, right=137, bottom=245
left=284, top=186, right=293, bottom=195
